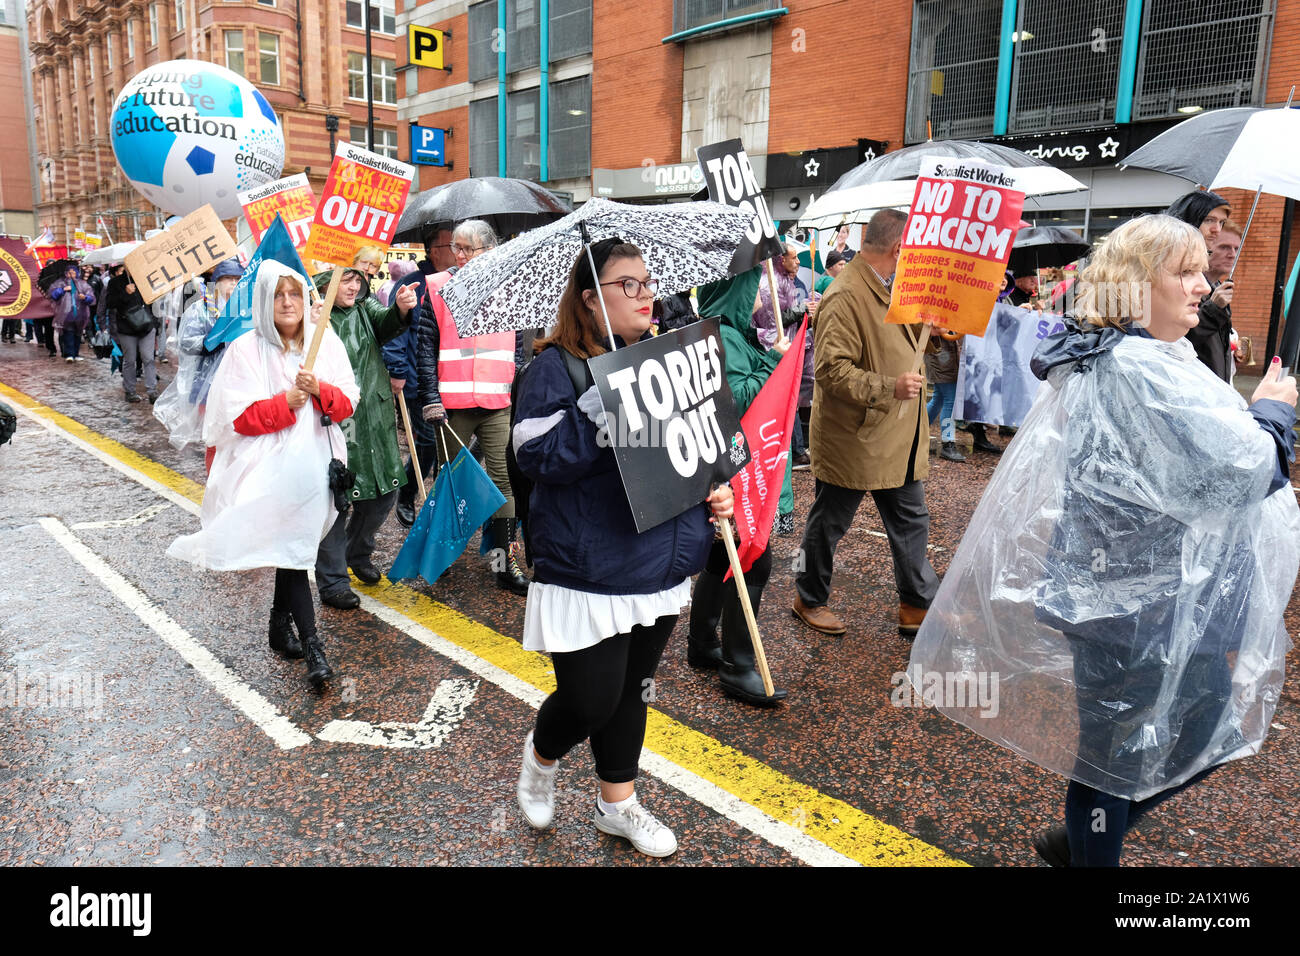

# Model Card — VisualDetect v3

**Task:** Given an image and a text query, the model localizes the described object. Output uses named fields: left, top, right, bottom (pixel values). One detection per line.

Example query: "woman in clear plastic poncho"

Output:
left=909, top=214, right=1299, bottom=866
left=167, top=261, right=360, bottom=688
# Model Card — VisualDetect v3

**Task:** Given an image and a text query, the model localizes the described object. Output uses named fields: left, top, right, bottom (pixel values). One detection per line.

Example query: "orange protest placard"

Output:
left=238, top=173, right=317, bottom=253
left=886, top=158, right=1026, bottom=336
left=301, top=144, right=414, bottom=269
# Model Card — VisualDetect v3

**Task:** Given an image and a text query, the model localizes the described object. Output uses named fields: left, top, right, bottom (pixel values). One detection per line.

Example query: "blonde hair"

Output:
left=1072, top=215, right=1207, bottom=330
left=273, top=274, right=306, bottom=352
left=352, top=245, right=384, bottom=268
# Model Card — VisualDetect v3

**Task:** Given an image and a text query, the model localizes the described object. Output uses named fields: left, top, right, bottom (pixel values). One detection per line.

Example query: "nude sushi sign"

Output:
left=588, top=319, right=750, bottom=532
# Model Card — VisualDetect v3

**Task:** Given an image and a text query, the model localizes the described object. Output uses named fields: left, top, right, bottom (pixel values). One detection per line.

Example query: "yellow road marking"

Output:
left=2, top=379, right=964, bottom=867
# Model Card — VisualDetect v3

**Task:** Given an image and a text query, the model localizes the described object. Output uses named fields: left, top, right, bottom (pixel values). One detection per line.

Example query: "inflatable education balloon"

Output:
left=110, top=59, right=285, bottom=221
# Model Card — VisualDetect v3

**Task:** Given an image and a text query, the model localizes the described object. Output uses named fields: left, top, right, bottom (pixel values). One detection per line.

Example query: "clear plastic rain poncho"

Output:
left=909, top=331, right=1299, bottom=801
left=153, top=284, right=227, bottom=449
left=166, top=261, right=359, bottom=572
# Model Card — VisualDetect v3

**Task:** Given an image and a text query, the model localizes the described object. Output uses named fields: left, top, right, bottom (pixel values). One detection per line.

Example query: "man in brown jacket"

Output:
left=792, top=208, right=939, bottom=637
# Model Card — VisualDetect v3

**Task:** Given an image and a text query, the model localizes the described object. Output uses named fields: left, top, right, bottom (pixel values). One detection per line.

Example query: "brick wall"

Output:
left=590, top=3, right=681, bottom=169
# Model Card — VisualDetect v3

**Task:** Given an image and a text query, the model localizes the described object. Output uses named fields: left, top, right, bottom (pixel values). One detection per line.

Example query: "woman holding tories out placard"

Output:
left=510, top=237, right=734, bottom=858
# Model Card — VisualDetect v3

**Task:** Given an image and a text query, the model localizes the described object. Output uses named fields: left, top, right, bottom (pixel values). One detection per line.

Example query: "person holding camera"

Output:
left=167, top=262, right=358, bottom=688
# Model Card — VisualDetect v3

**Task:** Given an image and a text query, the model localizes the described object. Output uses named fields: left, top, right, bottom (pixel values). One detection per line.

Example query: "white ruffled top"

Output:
left=522, top=578, right=693, bottom=654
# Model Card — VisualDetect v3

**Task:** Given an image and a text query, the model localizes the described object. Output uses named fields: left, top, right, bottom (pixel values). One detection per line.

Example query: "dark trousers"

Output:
left=791, top=412, right=807, bottom=458
left=533, top=614, right=676, bottom=784
left=1063, top=631, right=1231, bottom=865
left=398, top=394, right=439, bottom=505
left=795, top=478, right=939, bottom=609
left=1, top=319, right=19, bottom=341
left=61, top=325, right=81, bottom=359
left=314, top=490, right=397, bottom=595
left=33, top=318, right=55, bottom=354
left=272, top=568, right=316, bottom=638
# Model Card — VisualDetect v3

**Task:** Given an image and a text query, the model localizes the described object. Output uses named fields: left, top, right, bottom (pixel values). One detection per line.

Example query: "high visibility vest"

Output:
left=428, top=272, right=515, bottom=410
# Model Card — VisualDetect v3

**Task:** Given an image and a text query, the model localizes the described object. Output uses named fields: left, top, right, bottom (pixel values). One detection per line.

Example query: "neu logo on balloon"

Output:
left=110, top=59, right=286, bottom=221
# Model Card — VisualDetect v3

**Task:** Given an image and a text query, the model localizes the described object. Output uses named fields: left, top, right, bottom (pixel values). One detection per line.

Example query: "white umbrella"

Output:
left=82, top=241, right=141, bottom=266
left=799, top=164, right=1086, bottom=230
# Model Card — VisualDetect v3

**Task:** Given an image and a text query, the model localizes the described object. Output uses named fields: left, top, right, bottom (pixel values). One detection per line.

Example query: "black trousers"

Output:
left=272, top=568, right=316, bottom=638
left=795, top=478, right=939, bottom=609
left=533, top=614, right=676, bottom=784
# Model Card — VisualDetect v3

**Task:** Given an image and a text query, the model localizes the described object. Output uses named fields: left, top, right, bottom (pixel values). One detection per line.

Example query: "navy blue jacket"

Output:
left=513, top=340, right=716, bottom=596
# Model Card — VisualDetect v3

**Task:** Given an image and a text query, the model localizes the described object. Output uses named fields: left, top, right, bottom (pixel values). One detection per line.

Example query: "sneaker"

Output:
left=593, top=795, right=678, bottom=858
left=125, top=392, right=142, bottom=404
left=516, top=731, right=557, bottom=829
left=65, top=356, right=74, bottom=363
left=74, top=356, right=85, bottom=362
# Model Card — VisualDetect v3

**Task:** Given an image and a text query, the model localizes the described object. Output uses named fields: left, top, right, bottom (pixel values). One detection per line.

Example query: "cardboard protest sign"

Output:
left=954, top=302, right=1050, bottom=428
left=887, top=157, right=1026, bottom=336
left=370, top=245, right=422, bottom=294
left=696, top=139, right=784, bottom=274
left=587, top=320, right=751, bottom=533
left=124, top=204, right=239, bottom=305
left=301, top=143, right=414, bottom=269
left=239, top=173, right=317, bottom=254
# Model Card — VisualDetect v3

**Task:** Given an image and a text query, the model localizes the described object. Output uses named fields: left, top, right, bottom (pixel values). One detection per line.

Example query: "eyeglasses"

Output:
left=599, top=277, right=660, bottom=298
left=452, top=244, right=485, bottom=256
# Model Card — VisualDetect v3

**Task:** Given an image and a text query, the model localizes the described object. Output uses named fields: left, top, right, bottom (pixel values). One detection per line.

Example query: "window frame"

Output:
left=224, top=29, right=246, bottom=76
left=345, top=0, right=397, bottom=36
left=148, top=3, right=159, bottom=47
left=257, top=31, right=281, bottom=87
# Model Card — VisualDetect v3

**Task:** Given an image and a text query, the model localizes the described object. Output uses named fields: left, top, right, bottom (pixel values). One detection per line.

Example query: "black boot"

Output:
left=493, top=518, right=530, bottom=596
left=268, top=609, right=304, bottom=659
left=971, top=424, right=1002, bottom=454
left=719, top=583, right=788, bottom=707
left=687, top=568, right=725, bottom=669
left=302, top=632, right=333, bottom=688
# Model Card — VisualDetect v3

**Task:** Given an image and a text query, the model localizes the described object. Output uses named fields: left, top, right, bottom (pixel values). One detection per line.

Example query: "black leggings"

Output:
left=273, top=568, right=316, bottom=638
left=532, top=614, right=677, bottom=784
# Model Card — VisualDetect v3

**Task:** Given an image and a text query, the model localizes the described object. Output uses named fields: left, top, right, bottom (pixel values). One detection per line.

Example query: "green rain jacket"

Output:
left=696, top=267, right=795, bottom=515
left=314, top=270, right=412, bottom=501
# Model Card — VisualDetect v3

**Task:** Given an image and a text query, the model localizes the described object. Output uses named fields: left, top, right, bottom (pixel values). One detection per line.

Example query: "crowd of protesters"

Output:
left=8, top=184, right=1289, bottom=865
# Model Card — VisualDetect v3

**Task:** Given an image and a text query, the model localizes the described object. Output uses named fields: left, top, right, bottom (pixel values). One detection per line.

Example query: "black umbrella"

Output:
left=1117, top=107, right=1262, bottom=187
left=1007, top=226, right=1090, bottom=275
left=393, top=177, right=572, bottom=244
left=37, top=258, right=78, bottom=294
left=827, top=139, right=1084, bottom=195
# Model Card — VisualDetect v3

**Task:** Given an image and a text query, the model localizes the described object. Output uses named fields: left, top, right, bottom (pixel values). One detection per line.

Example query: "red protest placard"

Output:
left=238, top=173, right=317, bottom=253
left=886, top=157, right=1026, bottom=336
left=301, top=144, right=414, bottom=269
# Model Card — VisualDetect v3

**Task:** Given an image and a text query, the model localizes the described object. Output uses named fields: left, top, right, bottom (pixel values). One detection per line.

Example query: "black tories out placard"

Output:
left=588, top=320, right=751, bottom=533
left=695, top=139, right=785, bottom=274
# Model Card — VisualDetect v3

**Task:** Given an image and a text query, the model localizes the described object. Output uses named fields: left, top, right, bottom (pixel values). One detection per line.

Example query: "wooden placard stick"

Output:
left=397, top=398, right=426, bottom=500
left=303, top=266, right=342, bottom=372
left=717, top=516, right=775, bottom=697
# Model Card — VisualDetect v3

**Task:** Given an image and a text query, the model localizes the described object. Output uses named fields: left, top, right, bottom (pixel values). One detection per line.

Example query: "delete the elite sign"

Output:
left=587, top=320, right=750, bottom=533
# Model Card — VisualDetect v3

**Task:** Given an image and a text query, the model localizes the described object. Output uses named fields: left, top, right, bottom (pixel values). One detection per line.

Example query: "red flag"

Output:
left=727, top=316, right=808, bottom=578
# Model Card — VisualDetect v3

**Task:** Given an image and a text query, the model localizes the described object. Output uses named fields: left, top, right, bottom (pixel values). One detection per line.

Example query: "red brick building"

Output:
left=28, top=0, right=400, bottom=244
left=0, top=0, right=37, bottom=238
left=395, top=0, right=1299, bottom=349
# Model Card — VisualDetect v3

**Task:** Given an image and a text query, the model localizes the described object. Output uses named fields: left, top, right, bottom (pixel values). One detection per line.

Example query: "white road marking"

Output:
left=356, top=591, right=859, bottom=867
left=10, top=400, right=204, bottom=516
left=73, top=502, right=173, bottom=530
left=38, top=517, right=312, bottom=751
left=21, top=401, right=858, bottom=865
left=317, top=677, right=479, bottom=749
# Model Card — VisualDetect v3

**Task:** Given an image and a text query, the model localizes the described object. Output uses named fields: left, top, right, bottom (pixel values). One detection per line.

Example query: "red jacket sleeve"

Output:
left=233, top=393, right=297, bottom=436
left=313, top=381, right=354, bottom=421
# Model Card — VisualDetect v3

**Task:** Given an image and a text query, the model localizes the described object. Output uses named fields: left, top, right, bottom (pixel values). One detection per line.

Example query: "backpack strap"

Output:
left=559, top=347, right=594, bottom=396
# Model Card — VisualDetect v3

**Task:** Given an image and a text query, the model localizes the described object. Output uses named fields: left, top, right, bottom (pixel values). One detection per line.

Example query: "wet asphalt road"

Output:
left=2, top=340, right=1299, bottom=868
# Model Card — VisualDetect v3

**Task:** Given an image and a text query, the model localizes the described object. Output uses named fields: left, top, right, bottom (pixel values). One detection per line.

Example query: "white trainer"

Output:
left=593, top=796, right=678, bottom=858
left=516, top=731, right=557, bottom=829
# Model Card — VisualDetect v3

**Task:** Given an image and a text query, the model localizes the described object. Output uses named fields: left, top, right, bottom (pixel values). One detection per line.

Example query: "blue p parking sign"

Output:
left=410, top=125, right=447, bottom=167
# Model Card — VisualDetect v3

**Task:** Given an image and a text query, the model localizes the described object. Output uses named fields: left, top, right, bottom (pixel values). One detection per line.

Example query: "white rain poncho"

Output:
left=909, top=329, right=1299, bottom=801
left=153, top=286, right=227, bottom=449
left=167, top=262, right=360, bottom=572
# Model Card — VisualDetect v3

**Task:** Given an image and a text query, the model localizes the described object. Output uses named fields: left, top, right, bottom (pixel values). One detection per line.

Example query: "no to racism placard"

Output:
left=124, top=204, right=239, bottom=305
left=239, top=173, right=317, bottom=254
left=887, top=157, right=1026, bottom=336
left=302, top=143, right=414, bottom=269
left=696, top=139, right=785, bottom=274
left=587, top=320, right=751, bottom=533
